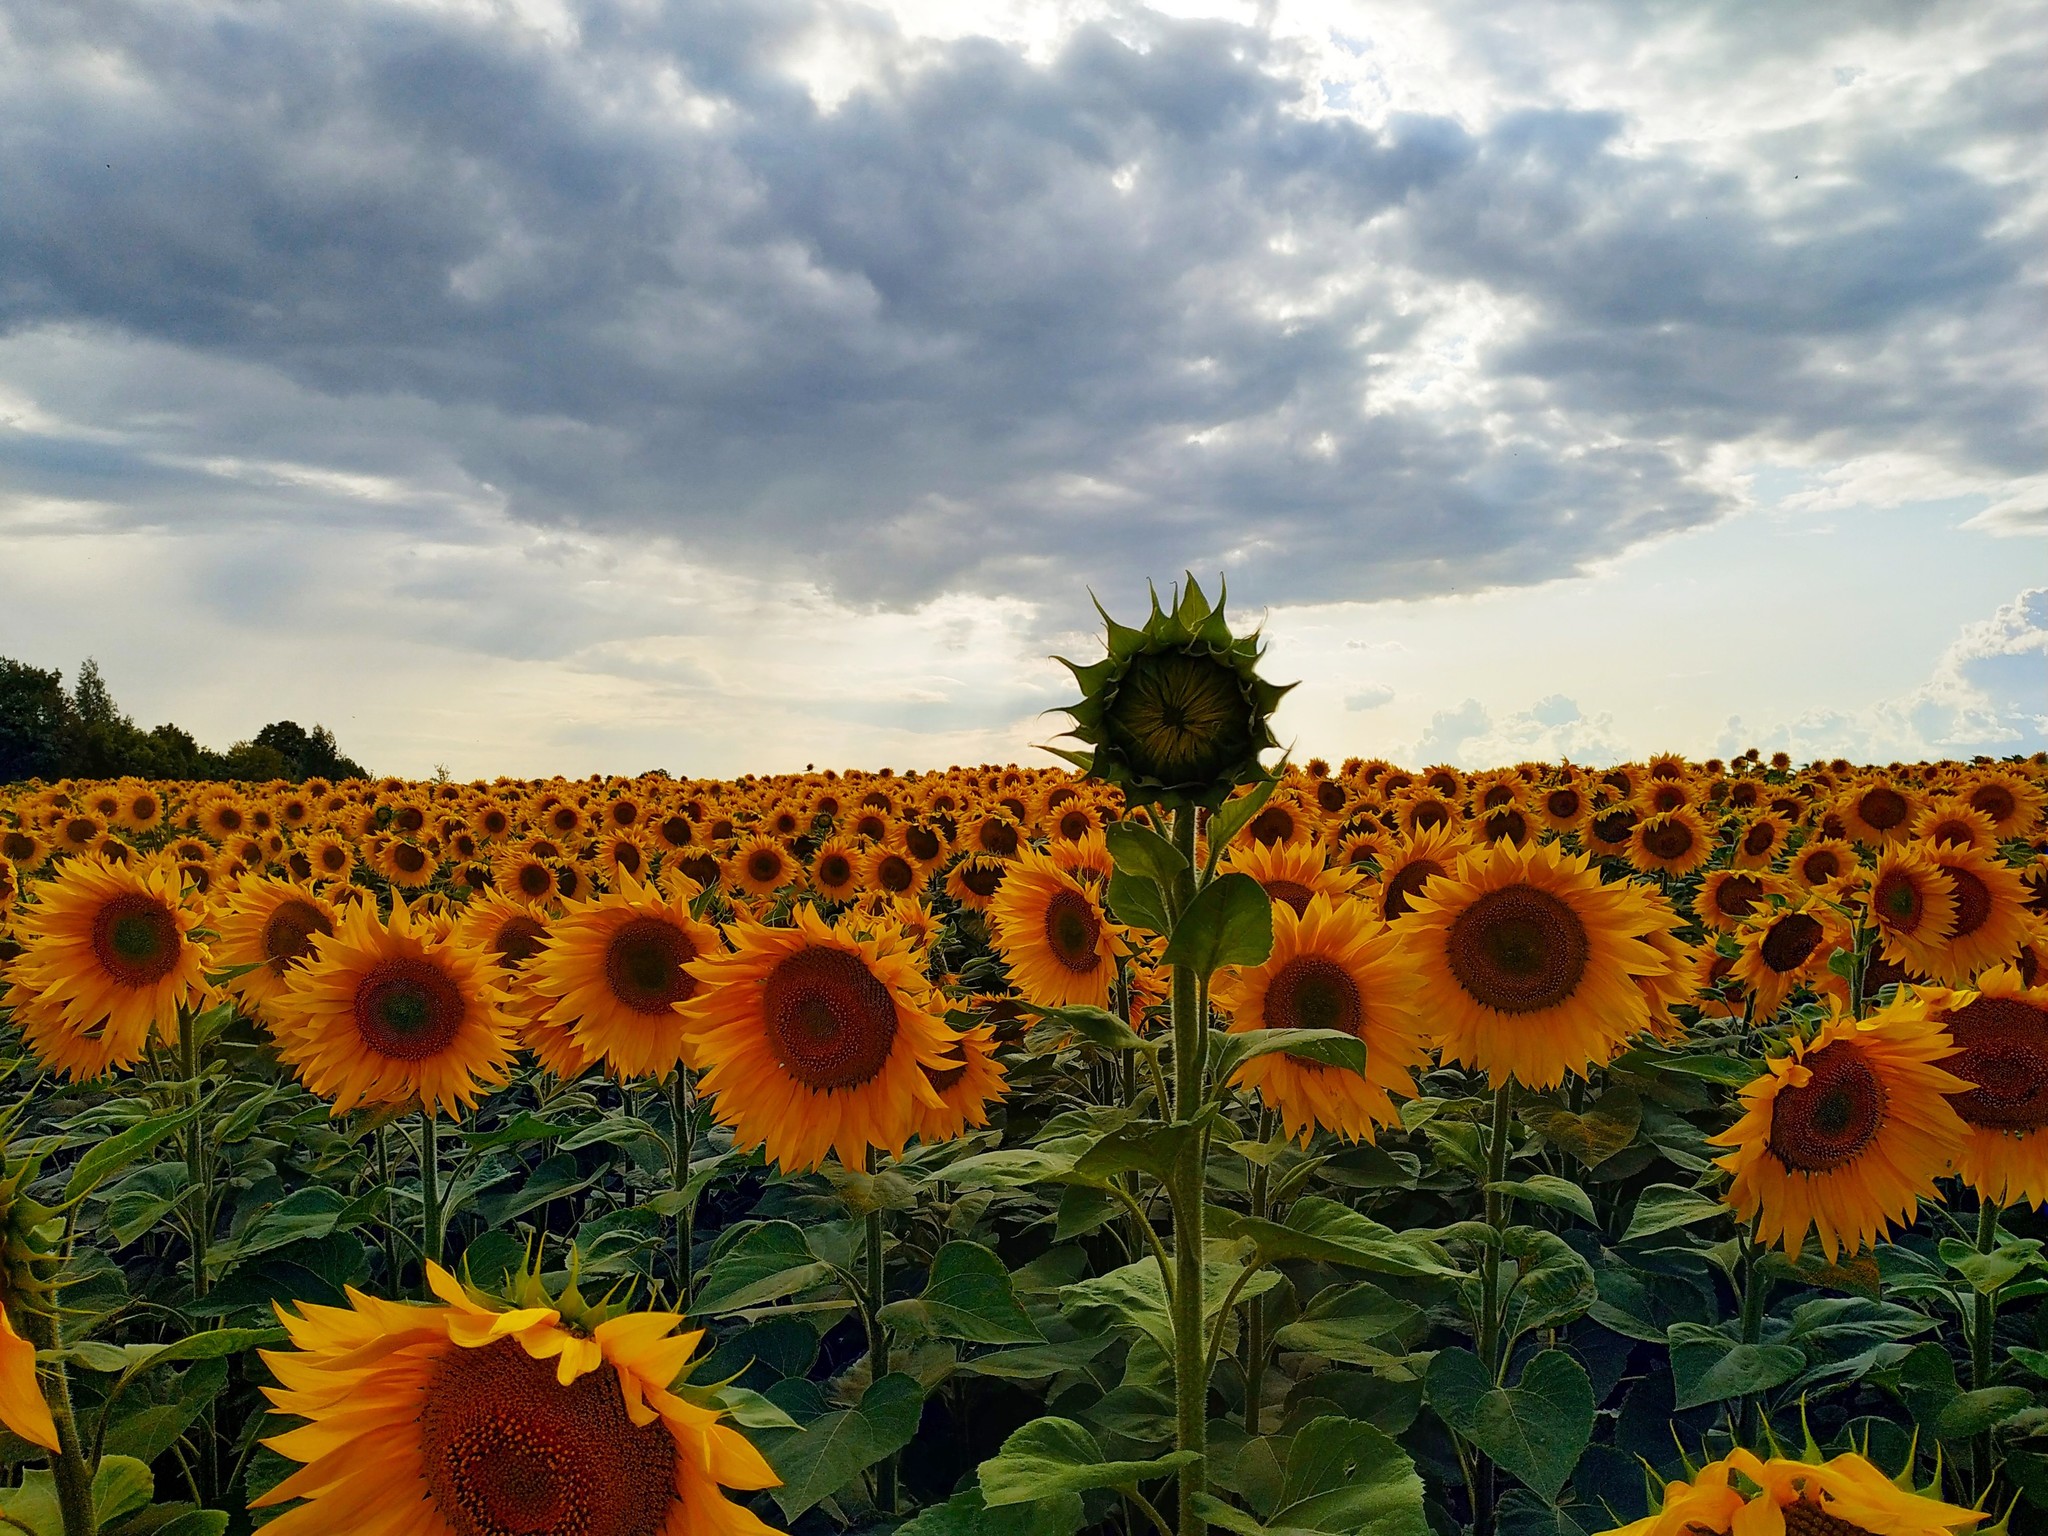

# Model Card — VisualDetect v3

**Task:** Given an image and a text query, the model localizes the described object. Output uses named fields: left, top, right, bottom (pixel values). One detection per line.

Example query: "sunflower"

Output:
left=1211, top=896, right=1427, bottom=1144
left=860, top=842, right=928, bottom=899
left=1788, top=835, right=1858, bottom=893
left=271, top=894, right=516, bottom=1116
left=1727, top=813, right=1789, bottom=871
left=1865, top=842, right=1958, bottom=976
left=303, top=832, right=354, bottom=886
left=1, top=854, right=210, bottom=1080
left=255, top=1262, right=779, bottom=1536
left=1920, top=965, right=2048, bottom=1207
left=944, top=854, right=1008, bottom=913
left=1712, top=999, right=1967, bottom=1261
left=1730, top=897, right=1853, bottom=1018
left=1050, top=800, right=1105, bottom=844
left=112, top=783, right=165, bottom=834
left=1535, top=776, right=1592, bottom=834
left=916, top=1023, right=1009, bottom=1143
left=988, top=845, right=1126, bottom=1009
left=1393, top=789, right=1460, bottom=838
left=808, top=839, right=862, bottom=903
left=1220, top=836, right=1358, bottom=917
left=1917, top=841, right=2030, bottom=987
left=1597, top=1446, right=1982, bottom=1536
left=1627, top=807, right=1712, bottom=877
left=1695, top=869, right=1782, bottom=933
left=1, top=826, right=50, bottom=873
left=1690, top=940, right=1747, bottom=1020
left=1838, top=778, right=1919, bottom=847
left=524, top=874, right=722, bottom=1080
left=730, top=835, right=794, bottom=898
left=676, top=907, right=953, bottom=1171
left=1912, top=796, right=1998, bottom=853
left=212, top=877, right=339, bottom=1025
left=1961, top=766, right=2044, bottom=839
left=1048, top=828, right=1114, bottom=886
left=1371, top=824, right=1470, bottom=924
left=595, top=831, right=654, bottom=888
left=1584, top=801, right=1639, bottom=857
left=493, top=848, right=561, bottom=906
left=1403, top=840, right=1668, bottom=1090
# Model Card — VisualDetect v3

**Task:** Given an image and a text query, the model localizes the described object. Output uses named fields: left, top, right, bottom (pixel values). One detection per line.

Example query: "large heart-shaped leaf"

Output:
left=1219, top=1197, right=1457, bottom=1279
left=759, top=1371, right=924, bottom=1519
left=977, top=1418, right=1196, bottom=1506
left=1665, top=1323, right=1804, bottom=1410
left=692, top=1222, right=835, bottom=1314
left=880, top=1241, right=1041, bottom=1344
left=1426, top=1348, right=1593, bottom=1503
left=1163, top=872, right=1275, bottom=976
left=1518, top=1088, right=1641, bottom=1168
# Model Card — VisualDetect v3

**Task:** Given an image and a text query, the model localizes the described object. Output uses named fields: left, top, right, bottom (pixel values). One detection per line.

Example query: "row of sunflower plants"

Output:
left=0, top=577, right=2043, bottom=1536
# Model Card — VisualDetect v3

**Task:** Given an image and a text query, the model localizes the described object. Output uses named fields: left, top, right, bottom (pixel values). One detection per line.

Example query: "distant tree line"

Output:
left=0, top=656, right=367, bottom=784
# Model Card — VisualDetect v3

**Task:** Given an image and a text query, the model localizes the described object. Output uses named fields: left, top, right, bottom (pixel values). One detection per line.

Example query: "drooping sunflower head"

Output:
left=256, top=1261, right=781, bottom=1536
left=1, top=853, right=211, bottom=1079
left=677, top=906, right=955, bottom=1172
left=1051, top=576, right=1290, bottom=809
left=270, top=894, right=517, bottom=1117
left=1711, top=998, right=1968, bottom=1262
left=1406, top=840, right=1669, bottom=1090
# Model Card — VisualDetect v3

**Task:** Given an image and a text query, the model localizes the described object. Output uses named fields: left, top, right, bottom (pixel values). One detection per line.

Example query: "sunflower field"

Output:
left=0, top=584, right=2045, bottom=1536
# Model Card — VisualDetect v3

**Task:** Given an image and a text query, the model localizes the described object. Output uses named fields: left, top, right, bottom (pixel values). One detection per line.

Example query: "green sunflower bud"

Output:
left=1050, top=575, right=1292, bottom=810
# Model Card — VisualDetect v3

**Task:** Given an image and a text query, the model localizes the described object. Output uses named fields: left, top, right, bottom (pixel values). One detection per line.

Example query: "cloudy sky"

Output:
left=1, top=0, right=2042, bottom=778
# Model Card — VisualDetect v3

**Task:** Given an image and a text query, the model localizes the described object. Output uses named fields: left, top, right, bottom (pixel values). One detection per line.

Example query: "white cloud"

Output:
left=1344, top=683, right=1395, bottom=710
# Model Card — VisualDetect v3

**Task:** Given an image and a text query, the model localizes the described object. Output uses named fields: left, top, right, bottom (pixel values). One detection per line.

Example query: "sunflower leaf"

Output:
left=1104, top=821, right=1191, bottom=892
left=1426, top=1348, right=1593, bottom=1503
left=692, top=1221, right=837, bottom=1314
left=1162, top=872, right=1274, bottom=977
left=64, top=1104, right=200, bottom=1203
left=977, top=1417, right=1197, bottom=1506
left=1022, top=1003, right=1154, bottom=1056
left=1621, top=1184, right=1728, bottom=1243
left=1211, top=1028, right=1366, bottom=1081
left=759, top=1371, right=925, bottom=1519
left=880, top=1241, right=1042, bottom=1345
left=1665, top=1322, right=1804, bottom=1409
left=1107, top=869, right=1172, bottom=936
left=898, top=1485, right=1087, bottom=1536
left=1203, top=775, right=1283, bottom=876
left=1217, top=1197, right=1458, bottom=1279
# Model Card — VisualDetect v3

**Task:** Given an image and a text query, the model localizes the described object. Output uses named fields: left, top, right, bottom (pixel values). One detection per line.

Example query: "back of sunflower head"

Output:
left=0, top=1133, right=59, bottom=1321
left=1049, top=573, right=1293, bottom=811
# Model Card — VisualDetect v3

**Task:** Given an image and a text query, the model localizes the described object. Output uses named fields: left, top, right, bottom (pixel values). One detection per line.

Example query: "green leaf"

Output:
left=692, top=1222, right=836, bottom=1314
left=977, top=1418, right=1197, bottom=1506
left=1934, top=1388, right=2033, bottom=1441
left=1272, top=1282, right=1422, bottom=1366
left=1426, top=1349, right=1593, bottom=1503
left=1163, top=872, right=1275, bottom=977
left=1074, top=1119, right=1206, bottom=1184
left=1108, top=869, right=1172, bottom=935
left=118, top=1327, right=284, bottom=1377
left=1489, top=1176, right=1596, bottom=1227
left=1621, top=1184, right=1728, bottom=1244
left=1219, top=1197, right=1457, bottom=1279
left=1609, top=1045, right=1761, bottom=1087
left=64, top=1105, right=199, bottom=1202
left=1665, top=1323, right=1805, bottom=1410
left=1211, top=1028, right=1366, bottom=1081
left=880, top=1242, right=1042, bottom=1345
left=1493, top=1229, right=1597, bottom=1347
left=759, top=1371, right=924, bottom=1519
left=150, top=1514, right=232, bottom=1536
left=1517, top=1087, right=1641, bottom=1168
left=897, top=1485, right=1087, bottom=1536
left=1025, top=1003, right=1154, bottom=1056
left=91, top=1456, right=154, bottom=1526
left=1261, top=1415, right=1431, bottom=1536
left=1939, top=1235, right=2044, bottom=1295
left=1203, top=776, right=1282, bottom=875
left=1105, top=821, right=1192, bottom=891
left=1062, top=1257, right=1282, bottom=1361
left=953, top=1334, right=1115, bottom=1381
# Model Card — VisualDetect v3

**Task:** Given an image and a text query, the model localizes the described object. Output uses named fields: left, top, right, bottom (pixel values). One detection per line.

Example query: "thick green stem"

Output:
left=864, top=1151, right=898, bottom=1514
left=1736, top=1230, right=1770, bottom=1446
left=177, top=1008, right=208, bottom=1301
left=22, top=1309, right=97, bottom=1536
left=1474, top=1081, right=1514, bottom=1536
left=1243, top=1107, right=1274, bottom=1434
left=1168, top=806, right=1208, bottom=1536
left=375, top=1126, right=401, bottom=1284
left=420, top=1109, right=443, bottom=1284
left=670, top=1070, right=695, bottom=1305
left=1972, top=1199, right=2001, bottom=1500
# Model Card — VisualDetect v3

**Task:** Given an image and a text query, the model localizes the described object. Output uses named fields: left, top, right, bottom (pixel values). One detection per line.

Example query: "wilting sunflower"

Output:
left=256, top=1261, right=780, bottom=1536
left=272, top=894, right=516, bottom=1116
left=1921, top=965, right=2048, bottom=1207
left=988, top=845, right=1126, bottom=1009
left=1730, top=897, right=1853, bottom=1018
left=1212, top=895, right=1427, bottom=1144
left=1403, top=840, right=1668, bottom=1089
left=1918, top=841, right=2030, bottom=987
left=1712, top=999, right=1967, bottom=1261
left=677, top=906, right=954, bottom=1172
left=1219, top=837, right=1358, bottom=917
left=729, top=834, right=794, bottom=898
left=1, top=853, right=210, bottom=1080
left=212, top=877, right=338, bottom=1026
left=525, top=873, right=722, bottom=1080
left=1371, top=824, right=1470, bottom=924
left=1695, top=869, right=1781, bottom=933
left=1788, top=835, right=1858, bottom=893
left=1865, top=841, right=1958, bottom=976
left=1595, top=1446, right=1982, bottom=1536
left=916, top=1023, right=1009, bottom=1143
left=1627, top=808, right=1712, bottom=877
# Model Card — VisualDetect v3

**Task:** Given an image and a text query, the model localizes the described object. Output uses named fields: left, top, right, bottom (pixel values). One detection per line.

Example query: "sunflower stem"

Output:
left=864, top=1149, right=897, bottom=1515
left=21, top=1307, right=97, bottom=1536
left=177, top=1006, right=208, bottom=1302
left=374, top=1125, right=400, bottom=1284
left=1243, top=1106, right=1274, bottom=1434
left=669, top=1069, right=695, bottom=1306
left=419, top=1108, right=443, bottom=1286
left=1972, top=1198, right=2001, bottom=1502
left=1736, top=1229, right=1770, bottom=1446
left=1474, top=1079, right=1514, bottom=1536
left=1167, top=805, right=1208, bottom=1536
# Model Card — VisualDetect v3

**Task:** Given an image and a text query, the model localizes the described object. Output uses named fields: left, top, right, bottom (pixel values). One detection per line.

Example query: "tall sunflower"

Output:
left=525, top=873, right=722, bottom=1080
left=1712, top=1000, right=1967, bottom=1261
left=988, top=845, right=1126, bottom=1010
left=211, top=877, right=338, bottom=1027
left=1211, top=895, right=1427, bottom=1144
left=1921, top=965, right=2048, bottom=1207
left=1402, top=840, right=1667, bottom=1089
left=271, top=894, right=516, bottom=1117
left=676, top=907, right=954, bottom=1172
left=1, top=853, right=210, bottom=1080
left=255, top=1261, right=779, bottom=1536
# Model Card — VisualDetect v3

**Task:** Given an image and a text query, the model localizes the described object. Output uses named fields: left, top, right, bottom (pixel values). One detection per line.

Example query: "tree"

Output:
left=0, top=659, right=71, bottom=782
